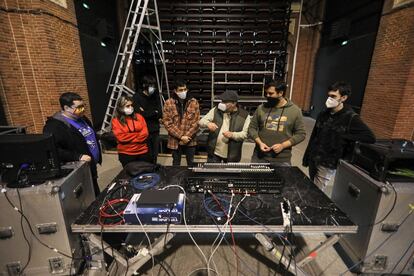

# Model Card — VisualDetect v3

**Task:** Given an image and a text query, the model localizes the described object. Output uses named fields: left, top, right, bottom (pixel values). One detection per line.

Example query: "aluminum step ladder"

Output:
left=100, top=0, right=169, bottom=133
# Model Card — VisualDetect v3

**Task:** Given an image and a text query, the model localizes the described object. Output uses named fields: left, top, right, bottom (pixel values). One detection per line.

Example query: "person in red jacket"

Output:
left=112, top=96, right=150, bottom=167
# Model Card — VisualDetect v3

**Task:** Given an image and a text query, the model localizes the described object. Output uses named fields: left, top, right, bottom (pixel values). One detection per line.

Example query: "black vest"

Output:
left=207, top=107, right=249, bottom=162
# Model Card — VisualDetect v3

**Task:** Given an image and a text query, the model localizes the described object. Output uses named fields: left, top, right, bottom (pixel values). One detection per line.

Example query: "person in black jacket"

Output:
left=43, top=92, right=101, bottom=196
left=303, top=82, right=375, bottom=191
left=133, top=75, right=163, bottom=164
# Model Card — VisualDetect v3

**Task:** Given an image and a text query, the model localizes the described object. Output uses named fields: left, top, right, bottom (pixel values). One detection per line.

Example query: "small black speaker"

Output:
left=351, top=140, right=414, bottom=182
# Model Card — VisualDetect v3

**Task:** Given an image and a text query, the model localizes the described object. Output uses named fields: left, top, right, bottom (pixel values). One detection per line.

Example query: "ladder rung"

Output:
left=214, top=71, right=274, bottom=74
left=214, top=81, right=264, bottom=85
left=102, top=0, right=168, bottom=133
left=141, top=24, right=159, bottom=31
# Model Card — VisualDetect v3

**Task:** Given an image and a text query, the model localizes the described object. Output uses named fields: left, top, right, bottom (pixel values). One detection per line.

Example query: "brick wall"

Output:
left=361, top=1, right=414, bottom=140
left=0, top=0, right=91, bottom=134
left=288, top=0, right=324, bottom=111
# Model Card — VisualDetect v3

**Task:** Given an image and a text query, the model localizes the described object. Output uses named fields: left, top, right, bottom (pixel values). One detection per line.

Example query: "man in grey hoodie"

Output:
left=248, top=80, right=306, bottom=165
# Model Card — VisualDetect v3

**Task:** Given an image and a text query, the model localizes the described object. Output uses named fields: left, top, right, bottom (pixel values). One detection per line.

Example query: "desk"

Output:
left=72, top=166, right=356, bottom=275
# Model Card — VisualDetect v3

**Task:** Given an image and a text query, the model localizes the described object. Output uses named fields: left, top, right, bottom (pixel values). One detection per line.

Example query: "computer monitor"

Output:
left=0, top=133, right=61, bottom=187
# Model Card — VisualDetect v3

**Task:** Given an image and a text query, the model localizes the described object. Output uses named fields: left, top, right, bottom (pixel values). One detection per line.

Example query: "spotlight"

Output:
left=100, top=41, right=107, bottom=47
left=340, top=40, right=348, bottom=46
left=82, top=3, right=90, bottom=9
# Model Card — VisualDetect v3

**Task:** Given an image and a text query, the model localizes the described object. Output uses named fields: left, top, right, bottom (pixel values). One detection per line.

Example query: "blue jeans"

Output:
left=309, top=161, right=336, bottom=191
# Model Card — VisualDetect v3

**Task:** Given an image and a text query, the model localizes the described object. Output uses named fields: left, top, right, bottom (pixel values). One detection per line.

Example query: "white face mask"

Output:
left=148, top=86, right=155, bottom=95
left=325, top=97, right=340, bottom=108
left=176, top=91, right=187, bottom=100
left=123, top=107, right=134, bottom=115
left=217, top=102, right=227, bottom=112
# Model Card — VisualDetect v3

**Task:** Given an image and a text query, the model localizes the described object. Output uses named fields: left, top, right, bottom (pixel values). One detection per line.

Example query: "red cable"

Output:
left=98, top=198, right=129, bottom=226
left=210, top=193, right=239, bottom=275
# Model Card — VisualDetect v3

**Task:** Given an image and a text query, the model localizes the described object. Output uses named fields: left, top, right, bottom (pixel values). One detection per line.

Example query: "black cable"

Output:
left=97, top=182, right=131, bottom=272
left=340, top=211, right=413, bottom=275
left=399, top=248, right=414, bottom=274
left=371, top=182, right=398, bottom=226
left=154, top=256, right=176, bottom=276
left=289, top=211, right=298, bottom=276
left=283, top=226, right=291, bottom=276
left=278, top=236, right=286, bottom=270
left=69, top=258, right=73, bottom=276
left=208, top=214, right=260, bottom=276
left=125, top=257, right=129, bottom=276
left=100, top=225, right=105, bottom=267
left=16, top=188, right=32, bottom=274
left=68, top=246, right=82, bottom=276
left=164, top=206, right=173, bottom=248
left=390, top=239, right=414, bottom=274
left=285, top=232, right=292, bottom=275
left=111, top=246, right=119, bottom=276
left=2, top=190, right=78, bottom=260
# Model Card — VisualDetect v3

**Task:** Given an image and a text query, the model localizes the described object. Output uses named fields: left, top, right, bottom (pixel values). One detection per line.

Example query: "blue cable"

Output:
left=203, top=195, right=231, bottom=218
left=130, top=173, right=160, bottom=190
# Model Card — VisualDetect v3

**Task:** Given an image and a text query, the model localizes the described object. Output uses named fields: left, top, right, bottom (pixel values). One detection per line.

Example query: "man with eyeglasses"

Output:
left=43, top=92, right=101, bottom=195
left=302, top=81, right=375, bottom=191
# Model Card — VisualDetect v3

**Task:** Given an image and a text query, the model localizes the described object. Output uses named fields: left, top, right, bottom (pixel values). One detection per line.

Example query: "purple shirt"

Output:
left=63, top=117, right=100, bottom=162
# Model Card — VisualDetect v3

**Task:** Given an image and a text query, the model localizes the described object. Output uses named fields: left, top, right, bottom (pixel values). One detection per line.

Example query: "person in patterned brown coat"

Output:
left=162, top=79, right=200, bottom=166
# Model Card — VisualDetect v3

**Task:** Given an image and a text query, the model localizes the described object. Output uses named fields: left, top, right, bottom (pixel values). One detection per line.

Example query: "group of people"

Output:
left=43, top=77, right=375, bottom=196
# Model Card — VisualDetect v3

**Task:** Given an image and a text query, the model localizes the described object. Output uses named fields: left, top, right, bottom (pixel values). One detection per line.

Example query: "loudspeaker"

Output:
left=351, top=139, right=414, bottom=182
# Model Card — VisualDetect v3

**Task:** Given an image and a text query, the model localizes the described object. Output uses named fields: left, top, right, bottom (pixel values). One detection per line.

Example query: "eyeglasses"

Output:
left=71, top=105, right=85, bottom=111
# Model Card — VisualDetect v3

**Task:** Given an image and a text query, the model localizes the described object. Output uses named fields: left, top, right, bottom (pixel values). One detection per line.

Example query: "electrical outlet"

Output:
left=6, top=262, right=21, bottom=276
left=373, top=255, right=387, bottom=270
left=49, top=257, right=64, bottom=274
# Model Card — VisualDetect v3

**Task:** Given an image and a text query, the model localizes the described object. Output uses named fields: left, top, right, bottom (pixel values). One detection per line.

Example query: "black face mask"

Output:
left=266, top=96, right=281, bottom=107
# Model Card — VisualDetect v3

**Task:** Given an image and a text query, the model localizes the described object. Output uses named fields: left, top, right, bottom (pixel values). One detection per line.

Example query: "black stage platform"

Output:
left=72, top=166, right=356, bottom=234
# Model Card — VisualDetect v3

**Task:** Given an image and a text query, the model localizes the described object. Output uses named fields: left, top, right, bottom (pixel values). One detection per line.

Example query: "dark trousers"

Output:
left=118, top=152, right=152, bottom=168
left=207, top=153, right=227, bottom=163
left=147, top=131, right=160, bottom=164
left=308, top=160, right=317, bottom=182
left=92, top=177, right=100, bottom=197
left=172, top=145, right=196, bottom=166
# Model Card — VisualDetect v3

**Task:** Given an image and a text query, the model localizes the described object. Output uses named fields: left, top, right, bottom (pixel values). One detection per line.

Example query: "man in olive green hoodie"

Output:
left=248, top=80, right=306, bottom=165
